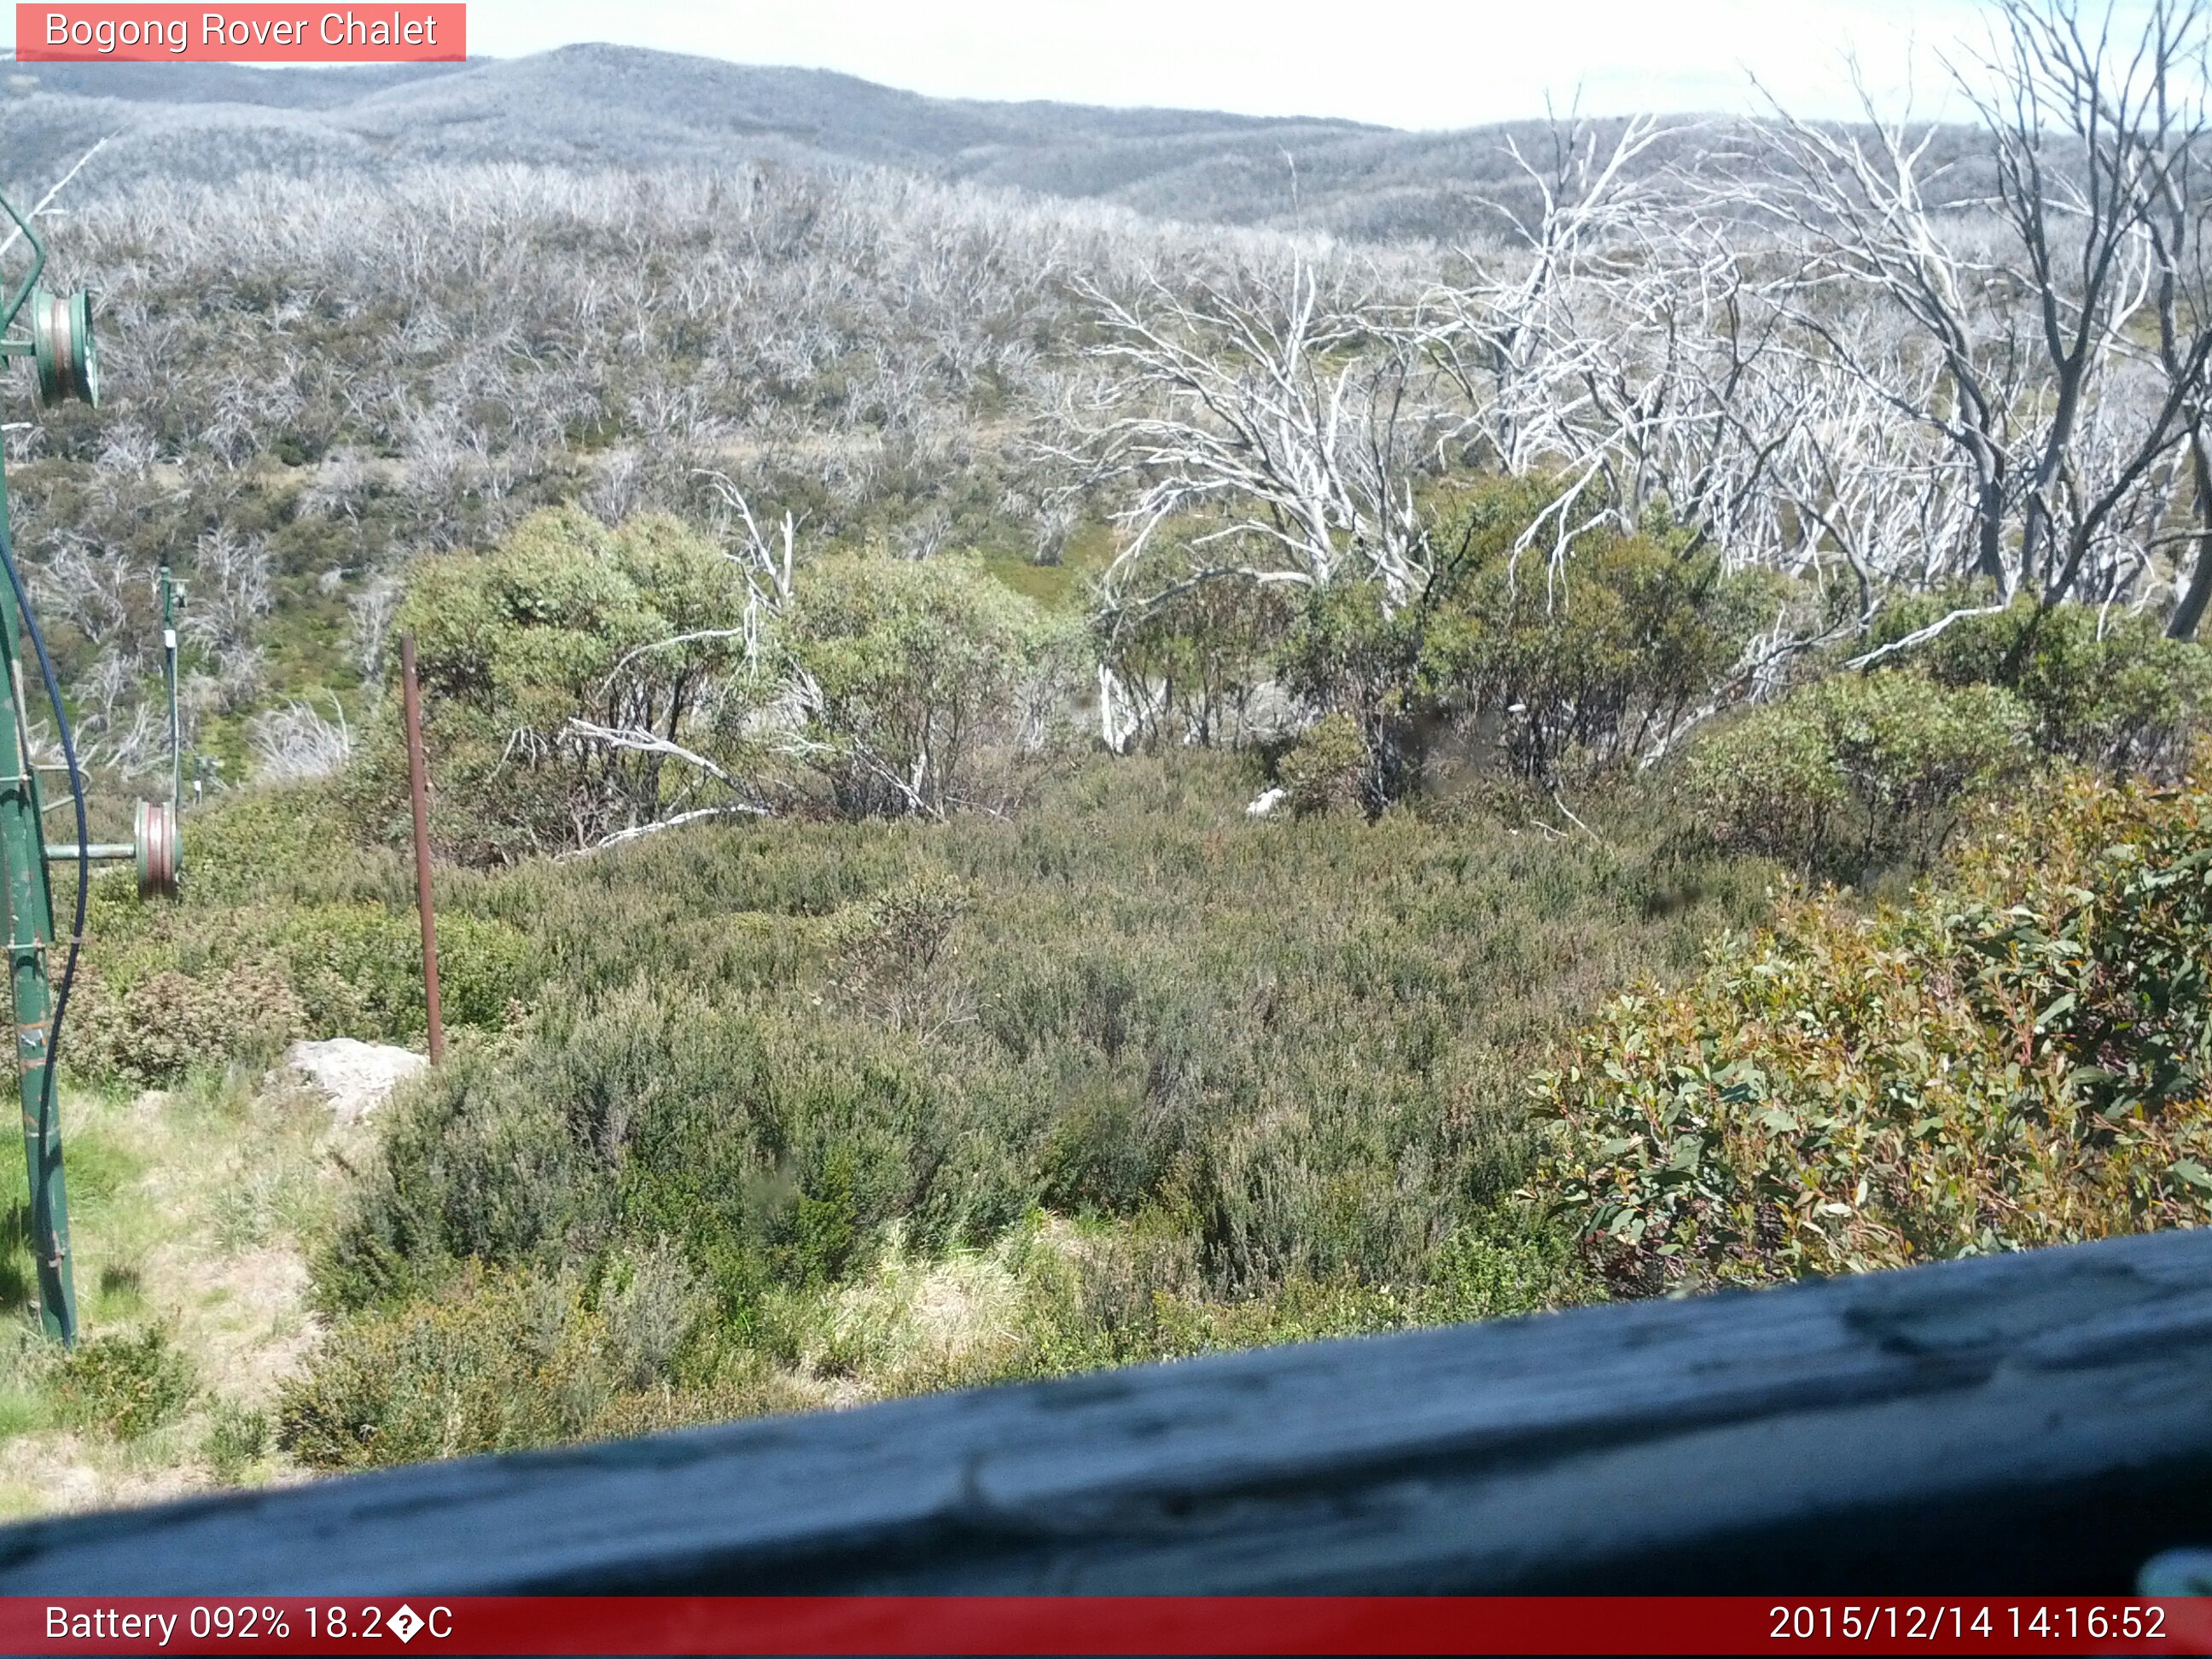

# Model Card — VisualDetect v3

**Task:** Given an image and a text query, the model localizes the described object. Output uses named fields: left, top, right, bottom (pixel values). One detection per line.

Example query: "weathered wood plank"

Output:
left=0, top=1228, right=2206, bottom=1594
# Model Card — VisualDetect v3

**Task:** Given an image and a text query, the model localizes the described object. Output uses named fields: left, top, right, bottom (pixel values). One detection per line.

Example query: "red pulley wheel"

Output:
left=31, top=287, right=98, bottom=410
left=133, top=800, right=178, bottom=900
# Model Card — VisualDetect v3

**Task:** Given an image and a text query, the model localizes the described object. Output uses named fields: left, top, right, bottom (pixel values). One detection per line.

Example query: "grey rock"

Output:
left=279, top=1038, right=427, bottom=1126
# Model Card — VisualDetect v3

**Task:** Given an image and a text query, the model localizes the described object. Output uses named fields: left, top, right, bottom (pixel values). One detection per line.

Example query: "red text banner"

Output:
left=15, top=5, right=463, bottom=61
left=0, top=1596, right=2209, bottom=1656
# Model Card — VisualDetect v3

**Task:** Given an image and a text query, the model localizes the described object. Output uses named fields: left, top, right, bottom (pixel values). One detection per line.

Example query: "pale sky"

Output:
left=2, top=0, right=2042, bottom=127
left=460, top=0, right=2000, bottom=127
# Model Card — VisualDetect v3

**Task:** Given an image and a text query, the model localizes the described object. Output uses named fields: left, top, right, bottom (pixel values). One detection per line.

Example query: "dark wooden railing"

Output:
left=0, top=1227, right=2205, bottom=1594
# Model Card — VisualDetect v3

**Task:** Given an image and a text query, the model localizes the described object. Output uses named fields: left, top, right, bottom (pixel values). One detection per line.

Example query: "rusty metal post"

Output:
left=400, top=634, right=445, bottom=1065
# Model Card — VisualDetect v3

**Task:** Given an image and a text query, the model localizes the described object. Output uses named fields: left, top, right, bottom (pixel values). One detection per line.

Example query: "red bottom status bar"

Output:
left=7, top=1596, right=2211, bottom=1656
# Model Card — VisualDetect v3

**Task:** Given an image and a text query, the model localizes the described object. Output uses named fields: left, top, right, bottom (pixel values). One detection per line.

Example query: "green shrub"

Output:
left=1682, top=669, right=2034, bottom=876
left=1039, top=1086, right=1181, bottom=1219
left=377, top=507, right=754, bottom=862
left=787, top=554, right=1080, bottom=818
left=1266, top=480, right=1787, bottom=803
left=172, top=783, right=366, bottom=908
left=1273, top=584, right=1426, bottom=811
left=201, top=1401, right=270, bottom=1481
left=57, top=1326, right=197, bottom=1439
left=1003, top=1226, right=1532, bottom=1379
left=1416, top=1211, right=1597, bottom=1325
left=278, top=1261, right=751, bottom=1472
left=63, top=783, right=536, bottom=1068
left=598, top=1241, right=707, bottom=1392
left=317, top=982, right=1034, bottom=1317
left=1415, top=483, right=1786, bottom=783
left=1276, top=712, right=1369, bottom=815
left=383, top=520, right=1084, bottom=850
left=1862, top=596, right=2212, bottom=773
left=293, top=750, right=1778, bottom=1444
left=825, top=870, right=973, bottom=1033
left=1094, top=549, right=1293, bottom=748
left=277, top=1268, right=617, bottom=1470
left=276, top=904, right=534, bottom=1040
left=67, top=961, right=305, bottom=1086
left=1536, top=762, right=2212, bottom=1295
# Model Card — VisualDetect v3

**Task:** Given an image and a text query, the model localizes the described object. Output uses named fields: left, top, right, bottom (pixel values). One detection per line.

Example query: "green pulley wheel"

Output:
left=31, top=287, right=97, bottom=409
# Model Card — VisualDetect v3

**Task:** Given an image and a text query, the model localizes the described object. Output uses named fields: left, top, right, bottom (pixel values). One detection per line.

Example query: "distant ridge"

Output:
left=0, top=42, right=1710, bottom=241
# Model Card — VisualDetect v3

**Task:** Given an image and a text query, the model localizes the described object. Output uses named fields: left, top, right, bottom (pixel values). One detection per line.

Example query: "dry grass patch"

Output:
left=0, top=1066, right=372, bottom=1516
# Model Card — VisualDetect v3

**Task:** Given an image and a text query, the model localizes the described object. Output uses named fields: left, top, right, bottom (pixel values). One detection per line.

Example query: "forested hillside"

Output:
left=3, top=46, right=1975, bottom=238
left=0, top=3, right=2207, bottom=1506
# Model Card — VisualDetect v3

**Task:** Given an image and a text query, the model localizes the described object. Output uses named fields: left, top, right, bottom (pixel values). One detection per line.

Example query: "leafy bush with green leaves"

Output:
left=1273, top=582, right=1428, bottom=812
left=1681, top=669, right=2035, bottom=877
left=387, top=518, right=1083, bottom=848
left=1414, top=482, right=1785, bottom=784
left=1269, top=479, right=1785, bottom=806
left=275, top=904, right=533, bottom=1040
left=276, top=1261, right=762, bottom=1471
left=1536, top=761, right=2212, bottom=1295
left=201, top=1401, right=271, bottom=1481
left=1861, top=596, right=2212, bottom=773
left=68, top=962, right=305, bottom=1086
left=269, top=751, right=1768, bottom=1464
left=787, top=554, right=1079, bottom=818
left=58, top=783, right=538, bottom=1079
left=825, top=870, right=974, bottom=1033
left=167, top=784, right=372, bottom=909
left=315, top=982, right=1035, bottom=1318
left=57, top=1325, right=197, bottom=1439
left=1276, top=711, right=1370, bottom=815
left=1094, top=540, right=1295, bottom=749
left=378, top=507, right=752, bottom=861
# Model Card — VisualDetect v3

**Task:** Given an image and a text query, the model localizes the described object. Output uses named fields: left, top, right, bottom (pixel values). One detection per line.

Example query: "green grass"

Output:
left=0, top=1063, right=370, bottom=1516
left=971, top=516, right=1115, bottom=611
left=979, top=550, right=1088, bottom=608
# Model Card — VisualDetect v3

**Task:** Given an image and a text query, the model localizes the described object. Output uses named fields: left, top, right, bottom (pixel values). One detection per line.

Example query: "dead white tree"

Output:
left=1414, top=113, right=1675, bottom=480
left=1742, top=2, right=2212, bottom=626
left=1058, top=262, right=1464, bottom=752
left=1074, top=265, right=1450, bottom=615
left=1971, top=0, right=2212, bottom=608
left=0, top=134, right=116, bottom=262
left=249, top=696, right=353, bottom=782
left=1745, top=88, right=2039, bottom=601
left=1759, top=324, right=1983, bottom=616
left=1401, top=114, right=1709, bottom=585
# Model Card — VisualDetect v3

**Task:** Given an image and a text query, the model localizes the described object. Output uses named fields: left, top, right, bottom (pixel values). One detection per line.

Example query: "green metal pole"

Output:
left=161, top=565, right=178, bottom=820
left=0, top=449, right=73, bottom=1343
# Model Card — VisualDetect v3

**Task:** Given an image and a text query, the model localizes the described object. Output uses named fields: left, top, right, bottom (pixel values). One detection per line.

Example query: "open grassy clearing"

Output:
left=0, top=1066, right=368, bottom=1515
